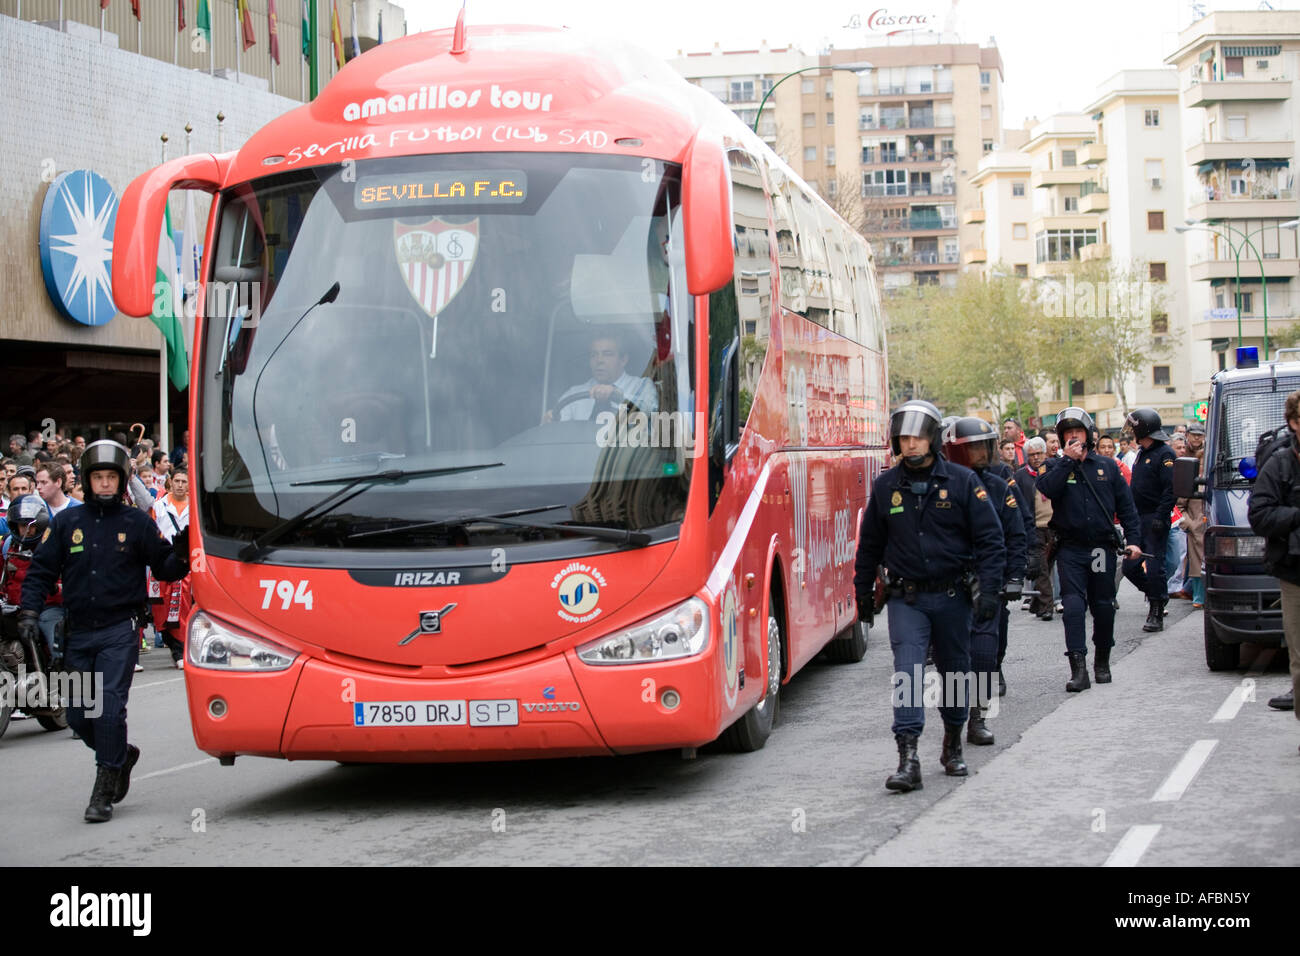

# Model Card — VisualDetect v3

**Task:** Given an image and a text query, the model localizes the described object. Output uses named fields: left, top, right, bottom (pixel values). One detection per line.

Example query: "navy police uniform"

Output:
left=1122, top=439, right=1176, bottom=603
left=855, top=455, right=1006, bottom=736
left=969, top=467, right=1026, bottom=699
left=989, top=460, right=1031, bottom=671
left=22, top=495, right=189, bottom=773
left=1037, top=451, right=1140, bottom=660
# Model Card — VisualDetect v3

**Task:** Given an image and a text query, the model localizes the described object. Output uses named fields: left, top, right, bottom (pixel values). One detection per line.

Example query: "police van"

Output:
left=1173, top=349, right=1300, bottom=670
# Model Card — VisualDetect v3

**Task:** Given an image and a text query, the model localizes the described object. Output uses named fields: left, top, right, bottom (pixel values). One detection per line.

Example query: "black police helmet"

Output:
left=943, top=417, right=998, bottom=471
left=80, top=439, right=131, bottom=497
left=1055, top=407, right=1097, bottom=450
left=889, top=400, right=943, bottom=457
left=1126, top=407, right=1169, bottom=442
left=9, top=494, right=49, bottom=543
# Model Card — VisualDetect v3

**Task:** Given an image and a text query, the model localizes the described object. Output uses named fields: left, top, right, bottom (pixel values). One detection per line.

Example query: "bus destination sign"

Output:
left=356, top=171, right=527, bottom=209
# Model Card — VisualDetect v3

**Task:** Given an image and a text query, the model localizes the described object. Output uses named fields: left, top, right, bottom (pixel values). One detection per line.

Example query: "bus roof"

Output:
left=227, top=23, right=751, bottom=187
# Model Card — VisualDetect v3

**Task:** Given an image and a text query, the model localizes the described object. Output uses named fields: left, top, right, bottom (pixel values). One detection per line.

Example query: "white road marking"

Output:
left=1104, top=824, right=1162, bottom=867
left=134, top=758, right=217, bottom=782
left=1211, top=683, right=1250, bottom=722
left=1151, top=739, right=1218, bottom=802
left=133, top=677, right=186, bottom=689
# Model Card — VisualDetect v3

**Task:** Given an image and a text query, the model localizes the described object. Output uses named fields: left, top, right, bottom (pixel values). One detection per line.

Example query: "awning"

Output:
left=1222, top=45, right=1280, bottom=58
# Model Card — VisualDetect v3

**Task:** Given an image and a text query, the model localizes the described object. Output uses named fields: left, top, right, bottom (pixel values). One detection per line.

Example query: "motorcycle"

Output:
left=0, top=600, right=69, bottom=738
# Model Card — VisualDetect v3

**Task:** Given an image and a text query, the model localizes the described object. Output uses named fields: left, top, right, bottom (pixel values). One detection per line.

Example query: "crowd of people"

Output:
left=995, top=415, right=1208, bottom=622
left=1, top=428, right=192, bottom=673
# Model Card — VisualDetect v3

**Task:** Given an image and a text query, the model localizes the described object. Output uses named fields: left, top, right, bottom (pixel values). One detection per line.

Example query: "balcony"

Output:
left=1031, top=167, right=1094, bottom=188
left=1186, top=78, right=1291, bottom=109
left=1186, top=186, right=1298, bottom=222
left=876, top=251, right=960, bottom=269
left=1186, top=140, right=1294, bottom=165
left=908, top=182, right=955, bottom=197
left=869, top=215, right=958, bottom=233
left=963, top=207, right=986, bottom=224
left=1079, top=242, right=1111, bottom=261
left=861, top=149, right=944, bottom=166
left=963, top=248, right=988, bottom=264
left=1078, top=141, right=1107, bottom=164
left=1192, top=313, right=1298, bottom=342
left=1189, top=256, right=1300, bottom=282
left=1079, top=182, right=1109, bottom=213
left=1030, top=214, right=1099, bottom=234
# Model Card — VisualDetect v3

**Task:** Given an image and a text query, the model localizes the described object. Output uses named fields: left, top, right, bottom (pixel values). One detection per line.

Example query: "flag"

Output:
left=197, top=0, right=210, bottom=42
left=154, top=204, right=190, bottom=391
left=301, top=0, right=310, bottom=59
left=268, top=0, right=281, bottom=64
left=180, top=191, right=202, bottom=362
left=239, top=0, right=256, bottom=51
left=177, top=0, right=185, bottom=31
left=350, top=0, right=359, bottom=59
left=331, top=0, right=344, bottom=69
left=101, top=0, right=110, bottom=9
left=131, top=0, right=141, bottom=18
left=377, top=9, right=383, bottom=43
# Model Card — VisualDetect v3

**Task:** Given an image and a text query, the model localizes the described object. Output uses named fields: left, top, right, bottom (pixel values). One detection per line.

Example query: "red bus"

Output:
left=111, top=19, right=889, bottom=764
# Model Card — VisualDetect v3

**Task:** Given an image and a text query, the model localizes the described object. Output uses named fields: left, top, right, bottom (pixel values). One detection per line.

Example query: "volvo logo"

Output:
left=398, top=603, right=457, bottom=645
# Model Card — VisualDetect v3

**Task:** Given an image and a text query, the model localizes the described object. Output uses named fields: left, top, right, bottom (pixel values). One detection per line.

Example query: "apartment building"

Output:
left=672, top=36, right=1004, bottom=292
left=1166, top=9, right=1300, bottom=391
left=965, top=149, right=1033, bottom=276
left=1080, top=69, right=1190, bottom=430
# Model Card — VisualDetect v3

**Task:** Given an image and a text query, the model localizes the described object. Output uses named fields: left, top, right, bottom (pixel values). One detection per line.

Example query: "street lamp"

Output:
left=1178, top=218, right=1300, bottom=355
left=752, top=63, right=871, bottom=134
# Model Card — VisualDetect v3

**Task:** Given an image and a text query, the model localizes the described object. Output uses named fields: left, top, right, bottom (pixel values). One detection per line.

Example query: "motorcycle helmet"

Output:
left=1125, top=407, right=1169, bottom=442
left=1054, top=407, right=1096, bottom=451
left=889, top=400, right=943, bottom=464
left=9, top=494, right=48, bottom=546
left=80, top=439, right=131, bottom=504
left=943, top=417, right=998, bottom=472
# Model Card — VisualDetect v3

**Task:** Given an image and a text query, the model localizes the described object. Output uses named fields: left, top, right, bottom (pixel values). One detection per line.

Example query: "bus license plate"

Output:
left=354, top=701, right=467, bottom=726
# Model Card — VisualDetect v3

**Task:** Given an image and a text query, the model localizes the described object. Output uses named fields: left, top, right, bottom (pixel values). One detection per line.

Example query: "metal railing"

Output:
left=1080, top=180, right=1107, bottom=197
left=1189, top=184, right=1296, bottom=204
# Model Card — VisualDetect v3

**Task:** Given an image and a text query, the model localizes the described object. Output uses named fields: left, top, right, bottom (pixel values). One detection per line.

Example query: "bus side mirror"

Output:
left=682, top=131, right=733, bottom=296
left=111, top=153, right=229, bottom=318
left=1172, top=456, right=1205, bottom=499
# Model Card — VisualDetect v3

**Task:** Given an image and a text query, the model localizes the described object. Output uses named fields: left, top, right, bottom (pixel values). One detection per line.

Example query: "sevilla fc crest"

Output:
left=394, top=218, right=478, bottom=317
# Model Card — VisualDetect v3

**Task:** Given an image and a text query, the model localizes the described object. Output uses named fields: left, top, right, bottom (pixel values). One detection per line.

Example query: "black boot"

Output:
left=998, top=669, right=1007, bottom=697
left=967, top=706, right=994, bottom=745
left=1268, top=689, right=1294, bottom=711
left=1094, top=645, right=1112, bottom=684
left=84, top=766, right=118, bottom=823
left=1142, top=599, right=1165, bottom=632
left=940, top=724, right=968, bottom=775
left=885, top=733, right=923, bottom=792
left=113, top=745, right=141, bottom=804
left=1066, top=651, right=1091, bottom=692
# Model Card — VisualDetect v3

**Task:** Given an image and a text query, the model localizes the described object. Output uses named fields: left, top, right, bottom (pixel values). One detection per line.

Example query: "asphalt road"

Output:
left=2, top=583, right=1294, bottom=866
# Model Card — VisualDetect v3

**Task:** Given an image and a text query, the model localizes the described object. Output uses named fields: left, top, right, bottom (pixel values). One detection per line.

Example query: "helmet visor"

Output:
left=892, top=408, right=938, bottom=441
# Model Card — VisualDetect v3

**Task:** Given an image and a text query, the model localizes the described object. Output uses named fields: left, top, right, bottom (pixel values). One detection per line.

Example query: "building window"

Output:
left=1014, top=264, right=1028, bottom=277
left=1152, top=314, right=1168, bottom=334
left=825, top=80, right=834, bottom=99
left=729, top=79, right=755, bottom=102
left=981, top=105, right=992, bottom=120
left=1012, top=181, right=1026, bottom=197
left=1035, top=228, right=1098, bottom=263
left=1230, top=176, right=1247, bottom=196
left=826, top=111, right=835, bottom=126
left=804, top=146, right=817, bottom=163
left=1257, top=59, right=1270, bottom=70
left=801, top=78, right=815, bottom=93
left=980, top=70, right=991, bottom=90
left=983, top=140, right=994, bottom=153
left=1153, top=366, right=1171, bottom=386
left=1013, top=223, right=1028, bottom=240
left=1147, top=211, right=1165, bottom=231
left=1144, top=109, right=1160, bottom=128
left=1149, top=261, right=1167, bottom=281
left=826, top=146, right=836, bottom=165
left=803, top=112, right=816, bottom=127
left=1062, top=149, right=1077, bottom=167
left=1064, top=196, right=1079, bottom=212
left=1227, top=115, right=1246, bottom=138
left=1240, top=292, right=1253, bottom=313
left=827, top=178, right=838, bottom=198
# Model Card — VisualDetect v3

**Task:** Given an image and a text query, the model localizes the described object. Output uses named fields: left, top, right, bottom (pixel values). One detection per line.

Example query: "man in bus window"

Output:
left=546, top=331, right=658, bottom=423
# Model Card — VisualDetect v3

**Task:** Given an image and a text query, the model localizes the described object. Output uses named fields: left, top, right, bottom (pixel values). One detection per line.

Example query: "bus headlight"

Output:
left=576, top=597, right=710, bottom=665
left=188, top=611, right=298, bottom=671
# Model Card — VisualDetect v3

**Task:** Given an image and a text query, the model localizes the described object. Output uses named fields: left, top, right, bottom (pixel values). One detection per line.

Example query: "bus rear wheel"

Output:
left=718, top=610, right=782, bottom=752
left=824, top=619, right=868, bottom=664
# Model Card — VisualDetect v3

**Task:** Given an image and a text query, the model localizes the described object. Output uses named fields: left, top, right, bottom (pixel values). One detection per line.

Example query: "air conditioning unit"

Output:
left=1150, top=178, right=1162, bottom=190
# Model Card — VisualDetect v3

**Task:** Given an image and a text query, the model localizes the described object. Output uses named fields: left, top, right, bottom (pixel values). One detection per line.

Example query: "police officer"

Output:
left=1036, top=409, right=1141, bottom=691
left=1121, top=408, right=1176, bottom=631
left=943, top=418, right=1026, bottom=744
left=855, top=400, right=1005, bottom=792
left=19, top=440, right=189, bottom=823
left=985, top=431, right=1034, bottom=696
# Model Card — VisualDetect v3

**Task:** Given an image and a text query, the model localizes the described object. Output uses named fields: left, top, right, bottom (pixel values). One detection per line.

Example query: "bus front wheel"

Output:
left=718, top=610, right=782, bottom=752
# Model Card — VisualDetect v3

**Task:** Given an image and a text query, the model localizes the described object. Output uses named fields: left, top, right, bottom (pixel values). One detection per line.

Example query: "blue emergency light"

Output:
left=1236, top=346, right=1260, bottom=369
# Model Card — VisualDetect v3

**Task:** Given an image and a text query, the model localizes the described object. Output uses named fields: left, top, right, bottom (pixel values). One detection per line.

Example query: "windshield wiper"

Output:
left=239, top=462, right=504, bottom=561
left=346, top=505, right=653, bottom=548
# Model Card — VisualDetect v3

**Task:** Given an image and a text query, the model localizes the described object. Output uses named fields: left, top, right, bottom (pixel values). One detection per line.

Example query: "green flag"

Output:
left=153, top=204, right=190, bottom=390
left=197, top=0, right=211, bottom=42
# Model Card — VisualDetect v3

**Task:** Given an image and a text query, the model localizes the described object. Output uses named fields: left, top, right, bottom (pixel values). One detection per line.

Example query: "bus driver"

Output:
left=545, top=331, right=658, bottom=423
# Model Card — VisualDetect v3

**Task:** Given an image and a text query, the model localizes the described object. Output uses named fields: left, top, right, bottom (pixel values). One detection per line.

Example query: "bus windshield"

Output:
left=199, top=153, right=694, bottom=554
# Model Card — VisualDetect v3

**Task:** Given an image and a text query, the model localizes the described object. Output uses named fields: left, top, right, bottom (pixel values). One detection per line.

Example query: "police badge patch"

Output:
left=939, top=489, right=949, bottom=500
left=118, top=532, right=126, bottom=543
left=974, top=487, right=988, bottom=500
left=71, top=528, right=83, bottom=545
left=891, top=491, right=902, bottom=507
left=41, top=528, right=50, bottom=543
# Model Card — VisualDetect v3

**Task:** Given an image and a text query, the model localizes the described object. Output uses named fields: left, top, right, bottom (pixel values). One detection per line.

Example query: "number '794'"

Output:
left=258, top=579, right=314, bottom=610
